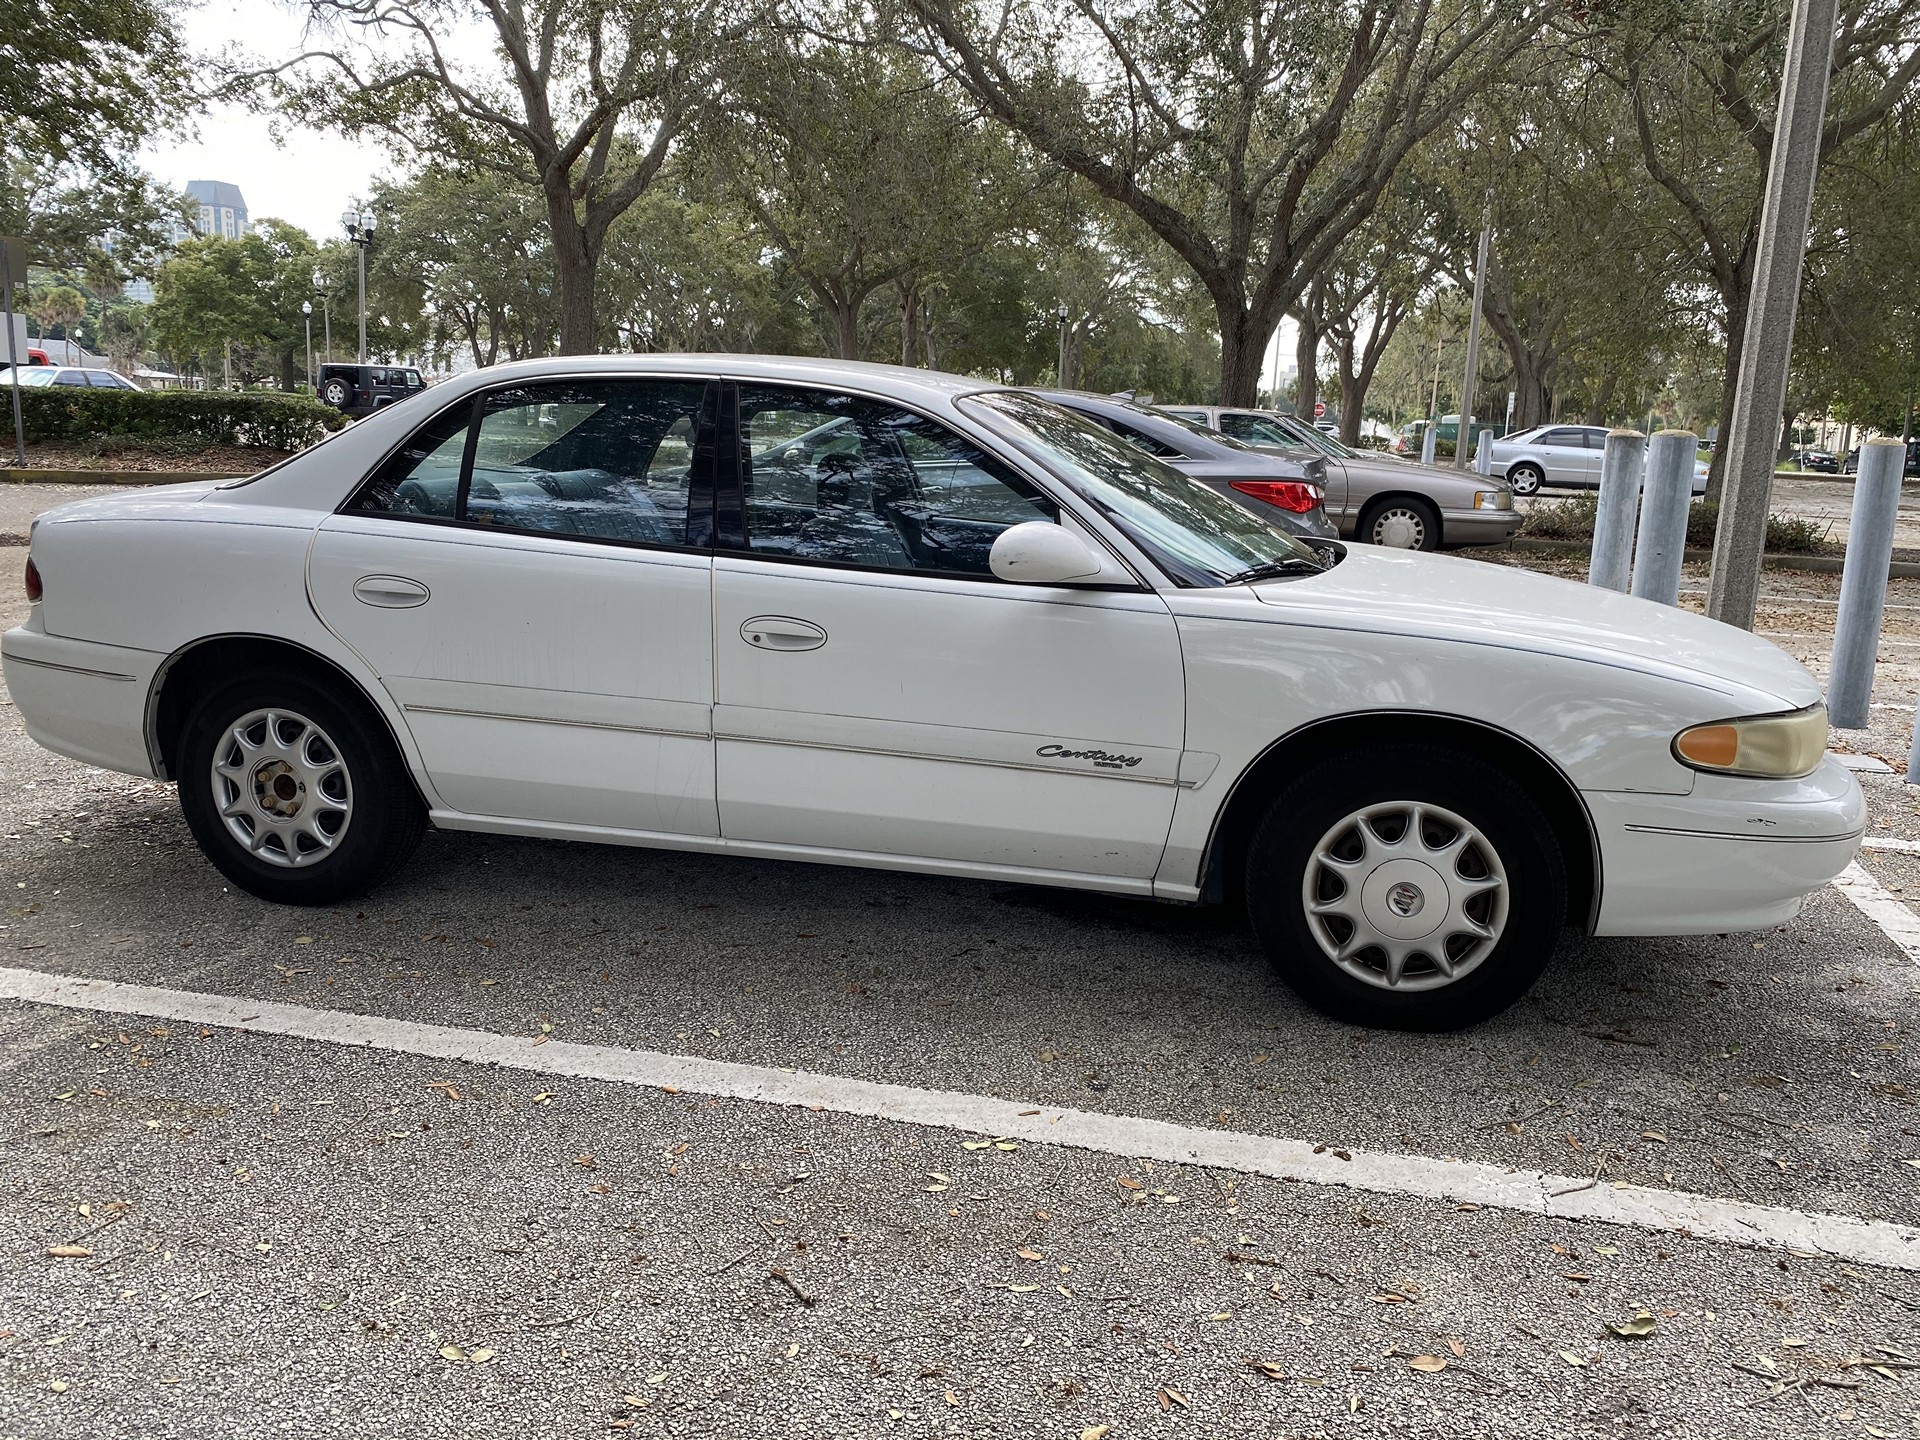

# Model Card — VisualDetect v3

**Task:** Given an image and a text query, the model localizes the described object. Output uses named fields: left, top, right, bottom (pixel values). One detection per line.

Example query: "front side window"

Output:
left=735, top=385, right=1056, bottom=576
left=963, top=390, right=1322, bottom=587
left=347, top=379, right=706, bottom=547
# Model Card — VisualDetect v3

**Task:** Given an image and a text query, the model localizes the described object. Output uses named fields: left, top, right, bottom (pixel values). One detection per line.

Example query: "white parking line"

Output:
left=3, top=964, right=1917, bottom=1272
left=1861, top=836, right=1920, bottom=854
left=1832, top=861, right=1920, bottom=965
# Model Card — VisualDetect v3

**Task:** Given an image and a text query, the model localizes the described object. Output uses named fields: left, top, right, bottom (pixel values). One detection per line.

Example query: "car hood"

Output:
left=1249, top=545, right=1820, bottom=708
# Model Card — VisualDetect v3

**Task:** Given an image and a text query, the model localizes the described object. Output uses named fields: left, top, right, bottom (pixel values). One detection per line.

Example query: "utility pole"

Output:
left=1455, top=202, right=1492, bottom=470
left=1056, top=305, right=1070, bottom=388
left=1706, top=0, right=1839, bottom=630
left=1, top=236, right=25, bottom=467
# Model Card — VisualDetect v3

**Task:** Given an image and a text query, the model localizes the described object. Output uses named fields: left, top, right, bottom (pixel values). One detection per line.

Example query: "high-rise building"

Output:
left=174, top=181, right=250, bottom=243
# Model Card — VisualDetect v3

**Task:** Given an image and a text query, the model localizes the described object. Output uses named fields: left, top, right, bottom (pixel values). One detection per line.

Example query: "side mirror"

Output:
left=989, top=522, right=1105, bottom=585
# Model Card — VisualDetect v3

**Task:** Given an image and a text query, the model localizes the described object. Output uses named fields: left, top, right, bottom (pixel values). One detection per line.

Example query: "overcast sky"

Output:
left=137, top=3, right=417, bottom=240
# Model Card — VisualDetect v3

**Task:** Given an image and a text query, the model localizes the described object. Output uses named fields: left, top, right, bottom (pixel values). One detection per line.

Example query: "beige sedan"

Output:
left=1162, top=406, right=1519, bottom=551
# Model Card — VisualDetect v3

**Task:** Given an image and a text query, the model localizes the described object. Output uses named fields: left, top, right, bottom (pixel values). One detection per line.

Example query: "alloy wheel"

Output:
left=210, top=708, right=353, bottom=867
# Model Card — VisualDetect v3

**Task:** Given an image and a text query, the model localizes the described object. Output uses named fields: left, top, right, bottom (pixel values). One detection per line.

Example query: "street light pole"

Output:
left=302, top=301, right=313, bottom=390
left=341, top=207, right=377, bottom=364
left=312, top=269, right=332, bottom=364
left=1455, top=202, right=1492, bottom=470
left=1056, top=305, right=1070, bottom=388
left=1705, top=0, right=1840, bottom=630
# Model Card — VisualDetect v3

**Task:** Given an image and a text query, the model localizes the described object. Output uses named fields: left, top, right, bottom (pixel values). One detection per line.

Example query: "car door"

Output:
left=307, top=375, right=720, bottom=836
left=1537, top=427, right=1599, bottom=487
left=710, top=381, right=1186, bottom=881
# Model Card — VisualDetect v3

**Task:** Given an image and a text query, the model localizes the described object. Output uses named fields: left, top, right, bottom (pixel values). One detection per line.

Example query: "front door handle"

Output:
left=740, top=615, right=827, bottom=652
left=352, top=575, right=431, bottom=608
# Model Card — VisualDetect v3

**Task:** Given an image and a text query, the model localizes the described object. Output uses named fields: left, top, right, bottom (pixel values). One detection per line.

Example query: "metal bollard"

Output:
left=1589, top=429, right=1646, bottom=593
left=1629, top=429, right=1696, bottom=606
left=1420, top=424, right=1438, bottom=466
left=1474, top=431, right=1493, bottom=476
left=1830, top=439, right=1904, bottom=729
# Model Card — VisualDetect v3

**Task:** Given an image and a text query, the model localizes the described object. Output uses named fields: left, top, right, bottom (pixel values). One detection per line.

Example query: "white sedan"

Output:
left=2, top=356, right=1862, bottom=1030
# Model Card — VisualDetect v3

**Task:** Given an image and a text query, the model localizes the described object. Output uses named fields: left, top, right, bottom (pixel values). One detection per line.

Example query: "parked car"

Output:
left=1842, top=441, right=1920, bottom=477
left=1490, top=424, right=1709, bottom=496
left=3, top=365, right=139, bottom=389
left=0, top=347, right=52, bottom=369
left=1029, top=389, right=1336, bottom=542
left=1793, top=449, right=1839, bottom=474
left=317, top=362, right=426, bottom=417
left=4, top=355, right=1861, bottom=1030
left=1160, top=405, right=1518, bottom=551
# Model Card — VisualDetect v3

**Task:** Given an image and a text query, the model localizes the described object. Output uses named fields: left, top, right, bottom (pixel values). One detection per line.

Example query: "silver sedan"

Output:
left=1491, top=425, right=1709, bottom=497
left=1161, top=406, right=1518, bottom=551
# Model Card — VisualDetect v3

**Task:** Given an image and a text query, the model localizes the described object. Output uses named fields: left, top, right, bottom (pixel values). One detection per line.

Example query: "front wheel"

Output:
left=1360, top=497, right=1441, bottom=550
left=177, top=668, right=426, bottom=905
left=1245, top=745, right=1566, bottom=1030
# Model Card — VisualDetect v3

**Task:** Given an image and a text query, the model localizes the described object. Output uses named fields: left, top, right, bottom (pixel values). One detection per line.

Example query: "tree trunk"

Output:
left=898, top=282, right=921, bottom=368
left=1582, top=373, right=1616, bottom=428
left=1704, top=307, right=1746, bottom=505
left=829, top=300, right=862, bottom=360
left=546, top=189, right=601, bottom=355
left=1217, top=303, right=1273, bottom=408
left=1294, top=307, right=1319, bottom=419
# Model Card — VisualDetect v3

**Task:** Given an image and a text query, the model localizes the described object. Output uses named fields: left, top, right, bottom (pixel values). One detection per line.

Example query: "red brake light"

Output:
left=1229, top=479, right=1322, bottom=514
left=23, top=554, right=41, bottom=603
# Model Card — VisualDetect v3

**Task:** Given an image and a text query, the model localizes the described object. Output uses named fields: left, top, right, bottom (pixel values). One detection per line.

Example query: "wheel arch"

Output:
left=1197, top=711, right=1600, bottom=933
left=146, top=633, right=415, bottom=790
left=1355, top=491, right=1444, bottom=546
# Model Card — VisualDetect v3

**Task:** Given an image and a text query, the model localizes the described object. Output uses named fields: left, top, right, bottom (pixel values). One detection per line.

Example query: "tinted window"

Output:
left=347, top=379, right=705, bottom=547
left=1539, top=428, right=1586, bottom=447
left=737, top=385, right=1056, bottom=576
left=1107, top=420, right=1184, bottom=459
left=52, top=371, right=88, bottom=387
left=1219, top=413, right=1316, bottom=453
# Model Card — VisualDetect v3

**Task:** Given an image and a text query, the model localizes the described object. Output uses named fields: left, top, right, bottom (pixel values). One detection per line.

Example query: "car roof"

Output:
left=1028, top=388, right=1227, bottom=443
left=429, top=354, right=998, bottom=409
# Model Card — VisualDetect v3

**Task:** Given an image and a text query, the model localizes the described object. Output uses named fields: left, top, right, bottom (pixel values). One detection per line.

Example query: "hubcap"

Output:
left=1373, top=508, right=1426, bottom=548
left=211, top=708, right=352, bottom=868
left=1301, top=801, right=1508, bottom=991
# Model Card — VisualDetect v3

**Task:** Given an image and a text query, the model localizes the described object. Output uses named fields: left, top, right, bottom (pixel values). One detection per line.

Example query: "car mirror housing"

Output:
left=989, top=522, right=1107, bottom=585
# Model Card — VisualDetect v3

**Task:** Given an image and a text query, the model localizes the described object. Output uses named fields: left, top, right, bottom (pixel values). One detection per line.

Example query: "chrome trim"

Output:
left=1622, top=823, right=1864, bottom=844
left=403, top=704, right=712, bottom=741
left=4, top=654, right=136, bottom=682
left=711, top=730, right=1191, bottom=785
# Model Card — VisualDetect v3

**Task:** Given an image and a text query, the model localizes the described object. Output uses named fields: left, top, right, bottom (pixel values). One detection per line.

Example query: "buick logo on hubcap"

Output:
left=1386, top=882, right=1424, bottom=918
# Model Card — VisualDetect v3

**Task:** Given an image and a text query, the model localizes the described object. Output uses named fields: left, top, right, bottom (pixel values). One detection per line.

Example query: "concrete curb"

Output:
left=0, top=468, right=249, bottom=486
left=1507, top=537, right=1920, bottom=579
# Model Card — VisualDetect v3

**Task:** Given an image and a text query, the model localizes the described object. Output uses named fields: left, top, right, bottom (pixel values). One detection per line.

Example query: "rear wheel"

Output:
left=177, top=668, right=425, bottom=905
left=1359, top=496, right=1441, bottom=551
left=321, top=377, right=352, bottom=408
left=1507, top=463, right=1543, bottom=496
left=1245, top=745, right=1565, bottom=1030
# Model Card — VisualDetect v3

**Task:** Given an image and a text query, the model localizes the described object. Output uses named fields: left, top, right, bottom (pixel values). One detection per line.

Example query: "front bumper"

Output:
left=1586, top=757, right=1865, bottom=935
left=1438, top=507, right=1522, bottom=547
left=2, top=621, right=165, bottom=779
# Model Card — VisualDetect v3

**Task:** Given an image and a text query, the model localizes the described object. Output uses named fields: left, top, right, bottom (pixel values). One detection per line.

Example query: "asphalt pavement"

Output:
left=4, top=487, right=1920, bottom=1438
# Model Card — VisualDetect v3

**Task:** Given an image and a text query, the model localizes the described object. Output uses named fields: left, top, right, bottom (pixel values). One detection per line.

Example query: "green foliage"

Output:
left=15, top=387, right=348, bottom=451
left=0, top=0, right=185, bottom=169
left=1521, top=493, right=1836, bottom=555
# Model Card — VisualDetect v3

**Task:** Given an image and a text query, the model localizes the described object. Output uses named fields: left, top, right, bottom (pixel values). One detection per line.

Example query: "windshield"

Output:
left=964, top=391, right=1322, bottom=587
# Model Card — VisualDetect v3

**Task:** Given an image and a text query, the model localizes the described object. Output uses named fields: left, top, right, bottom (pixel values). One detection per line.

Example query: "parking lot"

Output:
left=5, top=485, right=1920, bottom=1437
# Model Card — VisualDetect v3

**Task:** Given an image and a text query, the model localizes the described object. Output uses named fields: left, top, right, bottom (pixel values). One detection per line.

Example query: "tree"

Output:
left=907, top=0, right=1554, bottom=403
left=247, top=0, right=735, bottom=353
left=32, top=286, right=87, bottom=363
left=1582, top=0, right=1920, bottom=488
left=0, top=0, right=185, bottom=171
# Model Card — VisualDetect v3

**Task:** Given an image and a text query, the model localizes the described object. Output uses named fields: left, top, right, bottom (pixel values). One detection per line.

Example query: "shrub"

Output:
left=1522, top=493, right=1838, bottom=555
left=15, top=386, right=348, bottom=451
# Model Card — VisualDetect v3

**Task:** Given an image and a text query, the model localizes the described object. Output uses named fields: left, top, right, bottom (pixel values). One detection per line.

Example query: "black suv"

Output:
left=317, top=363, right=426, bottom=418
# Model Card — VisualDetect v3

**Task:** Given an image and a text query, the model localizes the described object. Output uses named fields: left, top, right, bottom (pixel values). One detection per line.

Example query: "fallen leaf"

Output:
left=469, top=1347, right=495, bottom=1363
left=1016, top=1247, right=1044, bottom=1262
left=1409, top=1355, right=1448, bottom=1373
left=1606, top=1310, right=1658, bottom=1339
left=439, top=1345, right=466, bottom=1362
left=48, top=1380, right=68, bottom=1393
left=1157, top=1385, right=1189, bottom=1410
left=1249, top=1361, right=1287, bottom=1380
left=1446, top=1337, right=1467, bottom=1359
left=1559, top=1351, right=1586, bottom=1367
left=961, top=1139, right=993, bottom=1151
left=1116, top=1176, right=1143, bottom=1190
left=1080, top=1427, right=1111, bottom=1440
left=45, top=1245, right=93, bottom=1259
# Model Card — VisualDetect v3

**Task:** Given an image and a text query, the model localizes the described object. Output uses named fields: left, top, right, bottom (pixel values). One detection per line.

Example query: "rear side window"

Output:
left=346, top=379, right=708, bottom=548
left=1539, top=428, right=1586, bottom=447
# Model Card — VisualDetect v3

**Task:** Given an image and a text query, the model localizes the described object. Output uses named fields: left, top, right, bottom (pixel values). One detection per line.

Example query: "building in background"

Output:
left=172, top=181, right=250, bottom=243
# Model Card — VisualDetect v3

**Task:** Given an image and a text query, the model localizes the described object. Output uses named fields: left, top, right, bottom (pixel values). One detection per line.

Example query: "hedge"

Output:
left=1519, top=491, right=1838, bottom=555
left=13, top=386, right=350, bottom=451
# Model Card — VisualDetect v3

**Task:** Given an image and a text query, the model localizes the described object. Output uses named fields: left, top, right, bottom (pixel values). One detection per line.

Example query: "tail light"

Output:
left=1229, top=479, right=1323, bottom=514
left=23, top=554, right=41, bottom=603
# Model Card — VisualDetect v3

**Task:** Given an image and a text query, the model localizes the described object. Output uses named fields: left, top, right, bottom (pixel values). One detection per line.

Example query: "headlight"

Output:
left=1672, top=704, right=1827, bottom=778
left=1472, top=490, right=1511, bottom=510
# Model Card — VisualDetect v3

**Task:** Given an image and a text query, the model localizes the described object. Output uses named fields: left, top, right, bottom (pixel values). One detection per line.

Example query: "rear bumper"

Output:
left=1587, top=758, right=1865, bottom=935
left=2, top=622, right=164, bottom=778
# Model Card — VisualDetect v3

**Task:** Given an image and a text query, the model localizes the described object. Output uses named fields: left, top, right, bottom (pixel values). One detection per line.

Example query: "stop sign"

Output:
left=1313, top=402, right=1327, bottom=418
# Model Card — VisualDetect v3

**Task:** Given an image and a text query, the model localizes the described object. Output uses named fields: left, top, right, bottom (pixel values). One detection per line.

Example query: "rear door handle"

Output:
left=352, top=575, right=431, bottom=608
left=740, top=615, right=827, bottom=652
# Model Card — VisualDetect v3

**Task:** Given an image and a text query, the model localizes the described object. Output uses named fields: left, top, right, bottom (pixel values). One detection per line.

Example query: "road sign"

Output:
left=1313, top=401, right=1326, bottom=419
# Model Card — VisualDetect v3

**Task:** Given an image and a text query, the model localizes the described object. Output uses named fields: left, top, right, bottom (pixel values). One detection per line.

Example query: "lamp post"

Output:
left=340, top=206, right=377, bottom=363
left=1056, top=304, right=1070, bottom=388
left=311, top=269, right=332, bottom=364
left=301, top=301, right=313, bottom=390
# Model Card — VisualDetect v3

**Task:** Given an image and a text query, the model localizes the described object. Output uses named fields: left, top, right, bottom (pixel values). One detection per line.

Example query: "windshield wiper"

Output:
left=1222, top=556, right=1328, bottom=585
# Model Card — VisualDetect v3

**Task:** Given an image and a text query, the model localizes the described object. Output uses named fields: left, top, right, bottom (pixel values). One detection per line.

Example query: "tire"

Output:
left=176, top=667, right=426, bottom=905
left=1507, top=463, right=1544, bottom=496
left=1359, top=496, right=1441, bottom=551
left=1245, top=744, right=1566, bottom=1030
left=322, top=378, right=352, bottom=408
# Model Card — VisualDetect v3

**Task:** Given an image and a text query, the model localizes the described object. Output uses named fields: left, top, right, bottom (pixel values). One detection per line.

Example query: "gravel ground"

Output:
left=5, top=485, right=1920, bottom=1438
